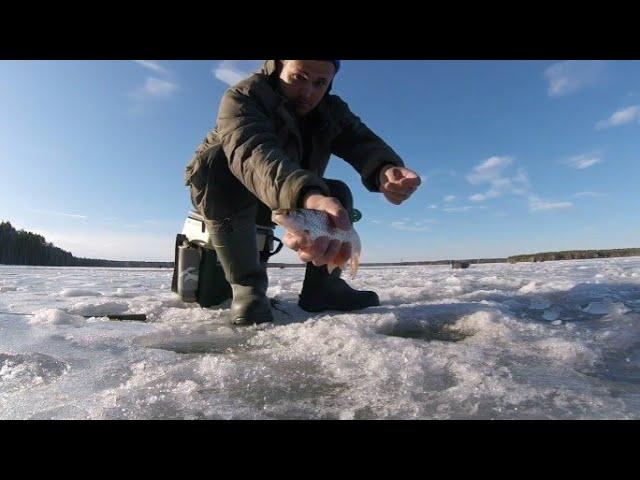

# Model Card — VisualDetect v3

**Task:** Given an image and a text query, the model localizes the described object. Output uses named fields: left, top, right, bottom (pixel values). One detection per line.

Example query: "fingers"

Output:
left=339, top=242, right=352, bottom=262
left=296, top=237, right=344, bottom=267
left=383, top=167, right=404, bottom=182
left=323, top=198, right=351, bottom=231
left=382, top=181, right=410, bottom=194
left=381, top=168, right=421, bottom=197
left=399, top=175, right=421, bottom=189
left=298, top=249, right=314, bottom=263
left=282, top=231, right=312, bottom=250
left=310, top=236, right=330, bottom=260
left=304, top=194, right=351, bottom=231
left=384, top=191, right=409, bottom=205
left=297, top=236, right=330, bottom=265
left=311, top=238, right=341, bottom=266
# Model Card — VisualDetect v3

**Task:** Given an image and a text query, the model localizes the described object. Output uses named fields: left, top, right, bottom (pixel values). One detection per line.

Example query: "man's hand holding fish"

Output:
left=278, top=192, right=353, bottom=269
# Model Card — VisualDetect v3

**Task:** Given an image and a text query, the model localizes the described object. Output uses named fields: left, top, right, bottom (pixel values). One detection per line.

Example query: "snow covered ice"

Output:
left=2, top=257, right=640, bottom=419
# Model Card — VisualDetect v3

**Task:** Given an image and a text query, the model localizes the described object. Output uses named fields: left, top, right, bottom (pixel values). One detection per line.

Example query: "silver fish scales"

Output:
left=271, top=209, right=361, bottom=278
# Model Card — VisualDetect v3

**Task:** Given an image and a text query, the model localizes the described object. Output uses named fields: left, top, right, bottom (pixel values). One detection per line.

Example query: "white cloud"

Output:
left=134, top=60, right=168, bottom=76
left=466, top=156, right=513, bottom=185
left=528, top=196, right=573, bottom=212
left=466, top=156, right=573, bottom=214
left=544, top=61, right=605, bottom=97
left=564, top=154, right=602, bottom=169
left=129, top=62, right=178, bottom=110
left=443, top=195, right=456, bottom=203
left=443, top=206, right=475, bottom=213
left=141, top=77, right=177, bottom=98
left=512, top=169, right=530, bottom=189
left=426, top=204, right=438, bottom=209
left=28, top=209, right=87, bottom=219
left=390, top=219, right=431, bottom=232
left=573, top=191, right=605, bottom=198
left=466, top=157, right=529, bottom=202
left=391, top=222, right=429, bottom=232
left=469, top=193, right=487, bottom=202
left=595, top=105, right=640, bottom=130
left=213, top=60, right=262, bottom=86
left=129, top=77, right=178, bottom=107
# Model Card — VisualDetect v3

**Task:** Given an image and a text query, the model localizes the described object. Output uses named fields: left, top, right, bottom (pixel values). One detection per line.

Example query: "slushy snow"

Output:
left=1, top=257, right=640, bottom=419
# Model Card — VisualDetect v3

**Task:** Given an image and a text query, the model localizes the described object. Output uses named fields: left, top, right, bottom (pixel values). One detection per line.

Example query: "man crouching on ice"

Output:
left=185, top=60, right=421, bottom=325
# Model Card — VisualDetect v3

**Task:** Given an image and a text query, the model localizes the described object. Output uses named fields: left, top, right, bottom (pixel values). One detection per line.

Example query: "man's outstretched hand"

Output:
left=379, top=166, right=422, bottom=205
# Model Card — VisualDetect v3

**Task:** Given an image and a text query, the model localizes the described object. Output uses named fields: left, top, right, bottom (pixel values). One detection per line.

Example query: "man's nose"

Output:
left=300, top=85, right=312, bottom=99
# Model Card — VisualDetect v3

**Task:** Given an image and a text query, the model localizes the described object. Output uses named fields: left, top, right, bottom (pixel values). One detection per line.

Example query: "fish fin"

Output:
left=349, top=250, right=360, bottom=278
left=329, top=245, right=352, bottom=274
left=347, top=232, right=361, bottom=278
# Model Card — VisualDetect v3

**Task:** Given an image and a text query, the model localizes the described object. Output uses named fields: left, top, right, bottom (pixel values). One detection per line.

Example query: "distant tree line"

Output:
left=3, top=220, right=640, bottom=268
left=270, top=258, right=508, bottom=268
left=1, top=221, right=77, bottom=265
left=507, top=248, right=640, bottom=263
left=0, top=221, right=172, bottom=268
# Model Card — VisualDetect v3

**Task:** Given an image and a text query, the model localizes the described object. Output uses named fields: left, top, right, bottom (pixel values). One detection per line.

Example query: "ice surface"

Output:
left=1, top=258, right=640, bottom=419
left=59, top=289, right=103, bottom=298
left=583, top=301, right=630, bottom=316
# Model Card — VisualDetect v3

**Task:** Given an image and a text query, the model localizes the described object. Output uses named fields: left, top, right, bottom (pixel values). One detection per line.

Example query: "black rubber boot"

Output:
left=211, top=220, right=273, bottom=326
left=298, top=263, right=380, bottom=312
left=196, top=248, right=233, bottom=308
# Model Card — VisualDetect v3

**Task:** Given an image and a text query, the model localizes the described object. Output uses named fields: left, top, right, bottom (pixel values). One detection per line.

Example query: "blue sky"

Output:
left=0, top=60, right=638, bottom=262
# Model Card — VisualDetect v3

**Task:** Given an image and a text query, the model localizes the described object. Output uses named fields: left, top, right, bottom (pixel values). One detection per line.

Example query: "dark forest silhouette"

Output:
left=0, top=221, right=171, bottom=268
left=1, top=220, right=638, bottom=268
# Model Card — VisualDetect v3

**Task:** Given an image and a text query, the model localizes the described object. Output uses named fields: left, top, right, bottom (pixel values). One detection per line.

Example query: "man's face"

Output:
left=277, top=60, right=336, bottom=116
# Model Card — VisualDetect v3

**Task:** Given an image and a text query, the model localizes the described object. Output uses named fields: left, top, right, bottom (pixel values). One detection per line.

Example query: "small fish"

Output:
left=272, top=208, right=361, bottom=278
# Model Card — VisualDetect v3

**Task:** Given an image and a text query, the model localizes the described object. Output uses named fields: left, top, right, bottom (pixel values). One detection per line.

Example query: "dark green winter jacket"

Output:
left=185, top=60, right=404, bottom=219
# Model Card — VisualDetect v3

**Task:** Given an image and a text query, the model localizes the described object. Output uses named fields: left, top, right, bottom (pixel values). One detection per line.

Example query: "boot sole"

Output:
left=232, top=316, right=274, bottom=326
left=298, top=301, right=380, bottom=313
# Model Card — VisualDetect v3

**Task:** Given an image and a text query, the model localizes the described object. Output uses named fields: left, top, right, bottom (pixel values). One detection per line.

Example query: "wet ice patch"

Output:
left=531, top=338, right=598, bottom=366
left=543, top=309, right=560, bottom=322
left=135, top=328, right=254, bottom=355
left=59, top=289, right=103, bottom=298
left=583, top=301, right=631, bottom=316
left=530, top=298, right=551, bottom=310
left=477, top=276, right=525, bottom=290
left=0, top=352, right=69, bottom=392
